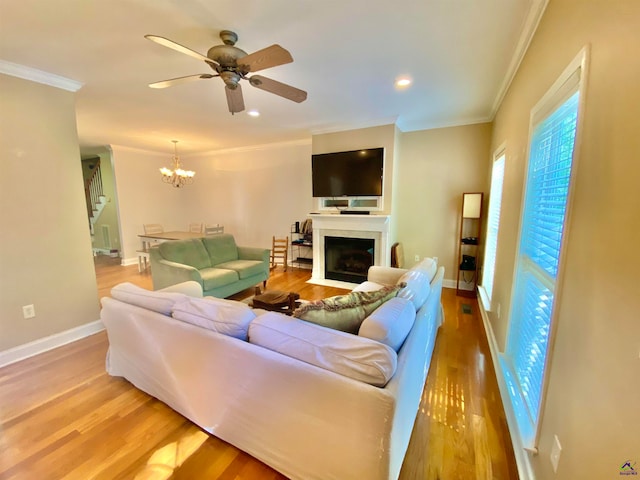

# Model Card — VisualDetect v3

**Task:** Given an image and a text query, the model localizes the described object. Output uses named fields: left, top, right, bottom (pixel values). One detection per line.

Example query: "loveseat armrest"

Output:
left=367, top=266, right=408, bottom=286
left=158, top=281, right=203, bottom=297
left=237, top=246, right=270, bottom=263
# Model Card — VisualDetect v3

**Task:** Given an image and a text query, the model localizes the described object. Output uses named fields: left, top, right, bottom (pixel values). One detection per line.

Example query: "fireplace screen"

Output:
left=325, top=236, right=375, bottom=283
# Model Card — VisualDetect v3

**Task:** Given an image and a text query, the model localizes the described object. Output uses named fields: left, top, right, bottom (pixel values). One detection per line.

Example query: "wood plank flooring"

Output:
left=0, top=256, right=518, bottom=479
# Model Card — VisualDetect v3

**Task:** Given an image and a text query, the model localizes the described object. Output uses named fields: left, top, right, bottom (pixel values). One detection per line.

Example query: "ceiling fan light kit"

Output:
left=145, top=30, right=307, bottom=114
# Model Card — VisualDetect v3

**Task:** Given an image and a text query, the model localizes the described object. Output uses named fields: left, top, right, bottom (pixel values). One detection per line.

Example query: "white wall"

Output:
left=487, top=0, right=640, bottom=478
left=0, top=74, right=100, bottom=351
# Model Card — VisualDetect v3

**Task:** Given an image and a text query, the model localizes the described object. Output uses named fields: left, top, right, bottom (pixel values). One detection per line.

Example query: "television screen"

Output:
left=312, top=148, right=384, bottom=197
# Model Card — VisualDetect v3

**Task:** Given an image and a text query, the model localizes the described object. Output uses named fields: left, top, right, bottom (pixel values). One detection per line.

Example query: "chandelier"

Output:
left=159, top=140, right=195, bottom=188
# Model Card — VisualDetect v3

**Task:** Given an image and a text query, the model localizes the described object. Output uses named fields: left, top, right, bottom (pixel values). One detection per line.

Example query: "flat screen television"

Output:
left=311, top=148, right=384, bottom=197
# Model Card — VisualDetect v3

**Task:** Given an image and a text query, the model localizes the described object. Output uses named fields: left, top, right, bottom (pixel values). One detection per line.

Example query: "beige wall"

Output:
left=0, top=75, right=100, bottom=351
left=112, top=141, right=314, bottom=261
left=395, top=124, right=492, bottom=277
left=488, top=0, right=640, bottom=478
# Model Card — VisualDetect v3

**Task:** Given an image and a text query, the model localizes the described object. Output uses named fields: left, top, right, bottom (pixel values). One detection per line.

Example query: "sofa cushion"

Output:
left=396, top=270, right=431, bottom=311
left=292, top=285, right=402, bottom=334
left=410, top=257, right=438, bottom=282
left=249, top=312, right=397, bottom=387
left=351, top=280, right=385, bottom=292
left=171, top=296, right=256, bottom=340
left=158, top=238, right=212, bottom=270
left=111, top=282, right=186, bottom=315
left=199, top=267, right=240, bottom=291
left=215, top=259, right=265, bottom=279
left=358, top=297, right=416, bottom=351
left=202, top=234, right=239, bottom=265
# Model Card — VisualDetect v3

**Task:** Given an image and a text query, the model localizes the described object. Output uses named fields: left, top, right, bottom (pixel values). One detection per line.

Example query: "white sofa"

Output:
left=101, top=258, right=444, bottom=480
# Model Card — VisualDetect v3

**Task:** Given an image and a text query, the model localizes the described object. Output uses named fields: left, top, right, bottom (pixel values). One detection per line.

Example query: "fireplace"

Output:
left=309, top=214, right=390, bottom=287
left=325, top=236, right=374, bottom=283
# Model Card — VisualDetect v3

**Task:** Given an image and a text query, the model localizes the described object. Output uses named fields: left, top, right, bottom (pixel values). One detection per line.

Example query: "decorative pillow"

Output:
left=359, top=297, right=416, bottom=351
left=171, top=296, right=256, bottom=340
left=292, top=284, right=403, bottom=334
left=111, top=282, right=186, bottom=315
left=249, top=312, right=397, bottom=387
left=351, top=280, right=386, bottom=292
left=396, top=270, right=431, bottom=311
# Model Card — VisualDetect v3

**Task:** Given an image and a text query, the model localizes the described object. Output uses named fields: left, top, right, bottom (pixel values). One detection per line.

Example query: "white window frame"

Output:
left=498, top=46, right=589, bottom=458
left=479, top=146, right=506, bottom=311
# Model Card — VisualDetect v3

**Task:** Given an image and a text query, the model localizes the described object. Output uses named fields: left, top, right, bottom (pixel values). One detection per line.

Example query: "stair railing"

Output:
left=85, top=159, right=103, bottom=220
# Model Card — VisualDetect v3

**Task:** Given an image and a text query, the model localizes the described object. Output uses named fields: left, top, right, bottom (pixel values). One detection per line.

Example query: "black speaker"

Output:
left=295, top=221, right=300, bottom=233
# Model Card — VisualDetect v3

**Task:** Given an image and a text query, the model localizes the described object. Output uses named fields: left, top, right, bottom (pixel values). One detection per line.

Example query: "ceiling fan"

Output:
left=145, top=30, right=307, bottom=114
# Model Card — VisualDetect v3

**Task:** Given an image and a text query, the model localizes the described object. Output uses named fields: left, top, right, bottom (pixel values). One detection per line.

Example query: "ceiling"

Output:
left=0, top=0, right=542, bottom=155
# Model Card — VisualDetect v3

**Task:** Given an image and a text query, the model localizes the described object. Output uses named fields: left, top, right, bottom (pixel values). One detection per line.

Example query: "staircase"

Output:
left=85, top=158, right=107, bottom=236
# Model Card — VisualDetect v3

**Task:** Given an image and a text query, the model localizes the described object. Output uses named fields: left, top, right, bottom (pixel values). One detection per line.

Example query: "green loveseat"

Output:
left=149, top=234, right=270, bottom=298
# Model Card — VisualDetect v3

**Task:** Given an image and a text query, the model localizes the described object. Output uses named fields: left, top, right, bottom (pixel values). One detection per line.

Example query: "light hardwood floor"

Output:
left=0, top=256, right=518, bottom=479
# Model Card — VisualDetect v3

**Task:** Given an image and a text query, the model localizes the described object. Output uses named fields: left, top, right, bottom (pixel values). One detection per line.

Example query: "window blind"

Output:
left=481, top=153, right=505, bottom=306
left=505, top=89, right=580, bottom=445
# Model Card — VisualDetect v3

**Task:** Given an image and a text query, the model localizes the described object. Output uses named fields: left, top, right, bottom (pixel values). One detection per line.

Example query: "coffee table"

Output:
left=251, top=288, right=301, bottom=315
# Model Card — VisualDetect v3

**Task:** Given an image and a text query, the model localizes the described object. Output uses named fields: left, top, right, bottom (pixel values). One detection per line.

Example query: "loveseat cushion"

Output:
left=249, top=312, right=397, bottom=387
left=352, top=280, right=385, bottom=292
left=358, top=297, right=416, bottom=351
left=158, top=238, right=212, bottom=270
left=111, top=282, right=186, bottom=315
left=202, top=234, right=239, bottom=265
left=199, top=267, right=240, bottom=291
left=171, top=296, right=256, bottom=340
left=292, top=285, right=403, bottom=334
left=215, top=259, right=265, bottom=279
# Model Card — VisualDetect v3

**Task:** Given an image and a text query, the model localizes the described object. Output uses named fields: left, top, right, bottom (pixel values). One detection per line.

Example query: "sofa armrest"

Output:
left=367, top=266, right=408, bottom=286
left=158, top=281, right=203, bottom=297
left=238, top=246, right=270, bottom=263
left=151, top=259, right=203, bottom=290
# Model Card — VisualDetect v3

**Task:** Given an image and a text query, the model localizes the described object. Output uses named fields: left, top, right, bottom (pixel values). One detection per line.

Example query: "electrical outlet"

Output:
left=550, top=435, right=562, bottom=473
left=414, top=254, right=420, bottom=262
left=22, top=304, right=35, bottom=319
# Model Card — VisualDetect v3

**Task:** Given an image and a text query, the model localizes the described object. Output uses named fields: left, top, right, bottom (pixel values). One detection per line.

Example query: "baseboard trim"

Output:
left=478, top=302, right=536, bottom=480
left=442, top=279, right=457, bottom=289
left=0, top=320, right=104, bottom=368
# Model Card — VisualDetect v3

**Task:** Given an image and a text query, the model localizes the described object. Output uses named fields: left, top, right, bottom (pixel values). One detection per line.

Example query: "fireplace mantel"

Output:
left=310, top=214, right=391, bottom=288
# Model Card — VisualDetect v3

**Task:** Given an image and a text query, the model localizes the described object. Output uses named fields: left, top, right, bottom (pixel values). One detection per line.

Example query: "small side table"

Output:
left=251, top=288, right=301, bottom=315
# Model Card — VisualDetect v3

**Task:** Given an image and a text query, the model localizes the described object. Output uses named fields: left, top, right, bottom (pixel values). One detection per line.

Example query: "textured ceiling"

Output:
left=0, top=0, right=541, bottom=154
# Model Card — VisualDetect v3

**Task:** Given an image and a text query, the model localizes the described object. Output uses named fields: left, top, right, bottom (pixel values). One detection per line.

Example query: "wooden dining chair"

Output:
left=205, top=225, right=224, bottom=235
left=271, top=236, right=288, bottom=271
left=143, top=224, right=163, bottom=234
left=189, top=222, right=204, bottom=233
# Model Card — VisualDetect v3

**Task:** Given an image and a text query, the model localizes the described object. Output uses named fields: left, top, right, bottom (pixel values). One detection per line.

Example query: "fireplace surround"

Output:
left=310, top=214, right=391, bottom=287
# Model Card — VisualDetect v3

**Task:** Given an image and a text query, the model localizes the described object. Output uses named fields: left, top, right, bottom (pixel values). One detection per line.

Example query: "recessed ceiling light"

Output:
left=395, top=77, right=412, bottom=88
left=247, top=109, right=260, bottom=117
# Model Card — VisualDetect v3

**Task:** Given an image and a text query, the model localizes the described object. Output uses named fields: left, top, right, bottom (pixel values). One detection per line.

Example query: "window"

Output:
left=500, top=49, right=586, bottom=450
left=479, top=149, right=505, bottom=310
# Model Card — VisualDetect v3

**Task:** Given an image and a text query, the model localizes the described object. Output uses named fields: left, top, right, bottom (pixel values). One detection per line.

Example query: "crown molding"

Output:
left=0, top=59, right=83, bottom=92
left=490, top=0, right=550, bottom=118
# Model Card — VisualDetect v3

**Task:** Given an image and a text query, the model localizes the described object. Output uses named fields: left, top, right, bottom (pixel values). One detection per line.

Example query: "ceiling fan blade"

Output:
left=238, top=45, right=293, bottom=73
left=225, top=84, right=245, bottom=114
left=145, top=35, right=218, bottom=66
left=149, top=74, right=215, bottom=89
left=248, top=75, right=307, bottom=103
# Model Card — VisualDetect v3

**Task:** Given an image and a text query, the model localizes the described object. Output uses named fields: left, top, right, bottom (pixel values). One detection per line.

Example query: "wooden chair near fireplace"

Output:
left=391, top=242, right=404, bottom=268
